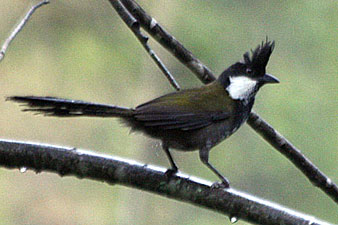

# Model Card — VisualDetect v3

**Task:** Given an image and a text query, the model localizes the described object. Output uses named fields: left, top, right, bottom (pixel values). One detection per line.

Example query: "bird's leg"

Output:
left=162, top=146, right=178, bottom=177
left=199, top=148, right=230, bottom=188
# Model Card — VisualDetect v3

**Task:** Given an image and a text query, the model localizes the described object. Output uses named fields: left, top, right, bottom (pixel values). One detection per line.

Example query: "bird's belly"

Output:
left=128, top=110, right=250, bottom=151
left=161, top=120, right=238, bottom=151
left=195, top=121, right=236, bottom=148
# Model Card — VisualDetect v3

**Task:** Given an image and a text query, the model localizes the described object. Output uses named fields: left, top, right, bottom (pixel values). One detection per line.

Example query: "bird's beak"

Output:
left=261, top=73, right=279, bottom=84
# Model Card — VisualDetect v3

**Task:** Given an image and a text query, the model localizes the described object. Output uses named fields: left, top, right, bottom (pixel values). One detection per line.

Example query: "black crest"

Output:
left=243, top=39, right=275, bottom=75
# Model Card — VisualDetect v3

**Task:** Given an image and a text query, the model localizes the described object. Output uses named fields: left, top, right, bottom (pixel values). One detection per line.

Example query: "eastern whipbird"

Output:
left=8, top=40, right=279, bottom=188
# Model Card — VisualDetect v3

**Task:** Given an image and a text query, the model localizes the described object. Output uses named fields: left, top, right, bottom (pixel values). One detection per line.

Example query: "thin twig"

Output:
left=116, top=0, right=338, bottom=204
left=121, top=0, right=216, bottom=84
left=0, top=0, right=50, bottom=62
left=0, top=139, right=331, bottom=225
left=108, top=0, right=180, bottom=91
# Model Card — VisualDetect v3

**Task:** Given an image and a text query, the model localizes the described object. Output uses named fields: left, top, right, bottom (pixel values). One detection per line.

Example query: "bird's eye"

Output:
left=246, top=68, right=253, bottom=75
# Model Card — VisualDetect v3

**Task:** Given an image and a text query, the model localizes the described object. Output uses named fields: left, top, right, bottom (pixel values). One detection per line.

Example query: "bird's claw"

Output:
left=211, top=180, right=230, bottom=189
left=164, top=167, right=178, bottom=178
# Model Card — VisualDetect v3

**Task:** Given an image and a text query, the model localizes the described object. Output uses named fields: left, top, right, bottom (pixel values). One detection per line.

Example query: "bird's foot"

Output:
left=211, top=179, right=230, bottom=189
left=164, top=167, right=178, bottom=178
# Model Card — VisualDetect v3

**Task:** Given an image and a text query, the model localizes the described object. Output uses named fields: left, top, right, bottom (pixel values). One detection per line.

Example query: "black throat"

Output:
left=234, top=97, right=255, bottom=128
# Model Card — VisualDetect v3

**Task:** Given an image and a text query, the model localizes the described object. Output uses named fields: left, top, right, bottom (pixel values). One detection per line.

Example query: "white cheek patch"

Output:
left=226, top=76, right=257, bottom=100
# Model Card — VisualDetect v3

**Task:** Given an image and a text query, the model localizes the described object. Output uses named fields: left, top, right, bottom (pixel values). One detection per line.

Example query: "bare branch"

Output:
left=0, top=0, right=49, bottom=62
left=247, top=112, right=338, bottom=203
left=108, top=0, right=180, bottom=91
left=116, top=0, right=338, bottom=204
left=0, top=139, right=331, bottom=225
left=121, top=0, right=216, bottom=84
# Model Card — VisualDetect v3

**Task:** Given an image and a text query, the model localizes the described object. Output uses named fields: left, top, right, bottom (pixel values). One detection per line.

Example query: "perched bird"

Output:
left=8, top=40, right=279, bottom=188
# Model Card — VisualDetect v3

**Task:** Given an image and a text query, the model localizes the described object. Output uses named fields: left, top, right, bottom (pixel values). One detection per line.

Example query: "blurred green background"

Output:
left=0, top=0, right=337, bottom=224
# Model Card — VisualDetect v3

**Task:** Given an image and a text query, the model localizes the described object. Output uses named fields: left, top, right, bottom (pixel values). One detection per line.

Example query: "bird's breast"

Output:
left=202, top=98, right=254, bottom=148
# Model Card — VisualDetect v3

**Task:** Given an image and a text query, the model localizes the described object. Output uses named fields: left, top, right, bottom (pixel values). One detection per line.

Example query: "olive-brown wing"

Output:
left=134, top=83, right=234, bottom=131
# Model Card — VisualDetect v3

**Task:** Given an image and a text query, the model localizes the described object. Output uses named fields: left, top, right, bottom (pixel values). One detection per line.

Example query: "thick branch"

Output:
left=0, top=139, right=331, bottom=225
left=0, top=0, right=49, bottom=62
left=116, top=0, right=338, bottom=204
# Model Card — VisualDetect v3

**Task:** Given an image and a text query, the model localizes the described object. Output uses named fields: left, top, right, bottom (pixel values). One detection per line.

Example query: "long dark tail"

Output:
left=7, top=96, right=134, bottom=118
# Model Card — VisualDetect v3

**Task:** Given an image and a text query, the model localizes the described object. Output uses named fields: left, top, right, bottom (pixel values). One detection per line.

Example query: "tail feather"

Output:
left=7, top=96, right=134, bottom=118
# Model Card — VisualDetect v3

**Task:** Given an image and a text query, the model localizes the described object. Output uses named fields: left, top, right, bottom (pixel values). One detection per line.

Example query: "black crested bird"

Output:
left=8, top=40, right=279, bottom=188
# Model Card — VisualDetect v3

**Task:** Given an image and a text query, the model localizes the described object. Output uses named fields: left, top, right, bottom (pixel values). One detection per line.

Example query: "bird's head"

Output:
left=218, top=40, right=279, bottom=101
